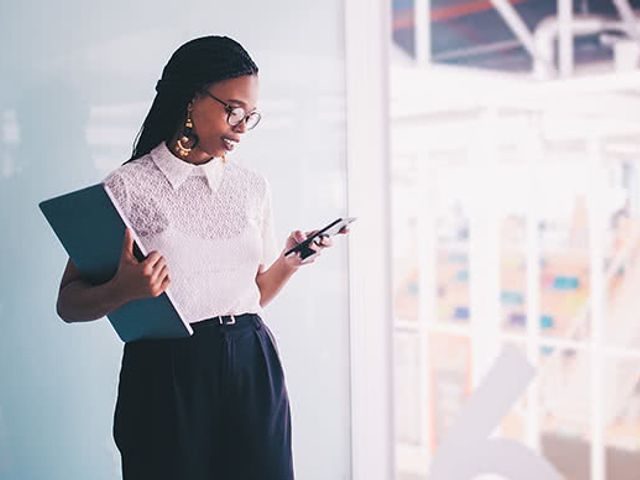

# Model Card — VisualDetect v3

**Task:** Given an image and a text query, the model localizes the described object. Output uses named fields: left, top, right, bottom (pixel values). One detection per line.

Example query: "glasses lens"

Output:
left=245, top=112, right=261, bottom=130
left=228, top=107, right=245, bottom=126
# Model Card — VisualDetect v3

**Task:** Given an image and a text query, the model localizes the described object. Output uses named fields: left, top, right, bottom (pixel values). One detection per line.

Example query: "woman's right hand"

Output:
left=111, top=228, right=171, bottom=303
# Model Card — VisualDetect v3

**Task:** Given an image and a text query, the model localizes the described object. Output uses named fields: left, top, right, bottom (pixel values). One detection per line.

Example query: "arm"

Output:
left=56, top=228, right=171, bottom=323
left=256, top=256, right=299, bottom=308
left=56, top=258, right=128, bottom=323
left=255, top=227, right=349, bottom=307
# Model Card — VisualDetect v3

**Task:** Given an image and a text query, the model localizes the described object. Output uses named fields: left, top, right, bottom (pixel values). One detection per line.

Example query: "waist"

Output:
left=190, top=313, right=262, bottom=333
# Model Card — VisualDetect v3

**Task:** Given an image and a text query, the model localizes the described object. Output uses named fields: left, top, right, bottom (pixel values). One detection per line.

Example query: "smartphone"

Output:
left=284, top=217, right=357, bottom=260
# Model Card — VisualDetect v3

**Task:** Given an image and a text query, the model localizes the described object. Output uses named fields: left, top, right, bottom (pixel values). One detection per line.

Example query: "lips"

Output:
left=222, top=137, right=240, bottom=151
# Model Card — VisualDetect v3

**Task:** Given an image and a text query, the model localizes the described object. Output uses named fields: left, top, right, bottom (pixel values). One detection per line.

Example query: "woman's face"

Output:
left=188, top=74, right=259, bottom=160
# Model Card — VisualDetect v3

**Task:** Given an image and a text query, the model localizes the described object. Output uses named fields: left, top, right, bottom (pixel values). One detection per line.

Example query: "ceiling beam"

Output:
left=611, top=0, right=640, bottom=43
left=489, top=0, right=539, bottom=59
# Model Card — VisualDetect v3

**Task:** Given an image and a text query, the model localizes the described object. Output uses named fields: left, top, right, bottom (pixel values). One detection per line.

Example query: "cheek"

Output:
left=193, top=110, right=227, bottom=138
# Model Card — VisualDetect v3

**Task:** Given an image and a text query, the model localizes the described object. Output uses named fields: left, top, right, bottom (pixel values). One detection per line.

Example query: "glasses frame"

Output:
left=203, top=90, right=261, bottom=130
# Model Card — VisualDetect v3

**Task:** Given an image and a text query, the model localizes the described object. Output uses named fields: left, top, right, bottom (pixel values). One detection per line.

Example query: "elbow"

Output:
left=56, top=297, right=74, bottom=323
left=56, top=304, right=71, bottom=323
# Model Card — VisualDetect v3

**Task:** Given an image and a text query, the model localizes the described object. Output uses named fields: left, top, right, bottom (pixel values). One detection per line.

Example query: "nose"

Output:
left=232, top=120, right=248, bottom=134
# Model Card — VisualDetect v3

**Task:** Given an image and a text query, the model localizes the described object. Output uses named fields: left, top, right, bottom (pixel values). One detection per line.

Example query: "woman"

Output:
left=56, top=35, right=348, bottom=480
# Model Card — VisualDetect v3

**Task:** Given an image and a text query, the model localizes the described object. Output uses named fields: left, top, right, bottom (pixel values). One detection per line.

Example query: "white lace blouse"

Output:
left=102, top=141, right=279, bottom=324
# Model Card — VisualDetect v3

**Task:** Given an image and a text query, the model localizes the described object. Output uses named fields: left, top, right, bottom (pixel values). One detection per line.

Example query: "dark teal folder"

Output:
left=38, top=183, right=193, bottom=342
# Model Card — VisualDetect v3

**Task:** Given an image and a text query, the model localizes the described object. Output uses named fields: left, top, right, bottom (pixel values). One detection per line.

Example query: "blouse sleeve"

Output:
left=260, top=177, right=279, bottom=267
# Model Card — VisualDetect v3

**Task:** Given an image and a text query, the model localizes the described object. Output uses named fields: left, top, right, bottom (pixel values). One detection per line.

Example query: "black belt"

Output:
left=191, top=313, right=258, bottom=329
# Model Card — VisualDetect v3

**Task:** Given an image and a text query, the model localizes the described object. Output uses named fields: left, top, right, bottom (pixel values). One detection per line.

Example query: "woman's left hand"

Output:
left=282, top=226, right=350, bottom=269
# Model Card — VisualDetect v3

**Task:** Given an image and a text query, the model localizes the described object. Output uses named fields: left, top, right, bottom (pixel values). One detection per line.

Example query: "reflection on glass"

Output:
left=500, top=341, right=528, bottom=443
left=603, top=161, right=640, bottom=351
left=500, top=215, right=527, bottom=334
left=539, top=347, right=591, bottom=479
left=435, top=167, right=471, bottom=326
left=603, top=358, right=640, bottom=477
left=392, top=154, right=420, bottom=322
left=427, top=333, right=472, bottom=451
left=394, top=331, right=423, bottom=446
left=538, top=165, right=591, bottom=341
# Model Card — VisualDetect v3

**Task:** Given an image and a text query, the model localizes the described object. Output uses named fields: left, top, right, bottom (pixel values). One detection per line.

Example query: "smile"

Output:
left=222, top=137, right=239, bottom=151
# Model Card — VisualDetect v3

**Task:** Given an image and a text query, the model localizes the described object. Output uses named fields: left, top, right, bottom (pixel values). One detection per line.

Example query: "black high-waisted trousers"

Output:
left=113, top=313, right=294, bottom=480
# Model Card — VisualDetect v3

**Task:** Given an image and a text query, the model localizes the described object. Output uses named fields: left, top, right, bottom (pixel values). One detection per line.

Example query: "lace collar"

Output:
left=150, top=142, right=225, bottom=192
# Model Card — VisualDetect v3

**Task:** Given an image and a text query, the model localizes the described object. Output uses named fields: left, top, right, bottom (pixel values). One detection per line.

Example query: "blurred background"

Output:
left=390, top=1, right=640, bottom=480
left=3, top=0, right=640, bottom=479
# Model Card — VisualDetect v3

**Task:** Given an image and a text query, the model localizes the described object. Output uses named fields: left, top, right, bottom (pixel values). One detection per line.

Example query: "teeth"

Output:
left=223, top=138, right=238, bottom=147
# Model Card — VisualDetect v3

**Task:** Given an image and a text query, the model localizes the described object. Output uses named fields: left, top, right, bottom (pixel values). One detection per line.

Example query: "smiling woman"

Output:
left=127, top=36, right=261, bottom=165
left=54, top=35, right=348, bottom=480
left=166, top=74, right=260, bottom=161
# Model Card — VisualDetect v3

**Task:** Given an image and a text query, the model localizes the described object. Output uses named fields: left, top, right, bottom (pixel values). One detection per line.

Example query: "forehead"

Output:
left=208, top=75, right=259, bottom=108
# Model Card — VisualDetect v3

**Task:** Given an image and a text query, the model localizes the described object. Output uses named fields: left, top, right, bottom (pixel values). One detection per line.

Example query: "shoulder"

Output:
left=102, top=155, right=157, bottom=188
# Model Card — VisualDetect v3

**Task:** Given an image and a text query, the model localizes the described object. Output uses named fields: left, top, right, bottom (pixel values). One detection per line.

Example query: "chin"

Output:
left=199, top=145, right=225, bottom=158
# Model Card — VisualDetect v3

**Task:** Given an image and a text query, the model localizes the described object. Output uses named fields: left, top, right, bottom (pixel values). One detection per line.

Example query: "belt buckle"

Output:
left=218, top=315, right=236, bottom=326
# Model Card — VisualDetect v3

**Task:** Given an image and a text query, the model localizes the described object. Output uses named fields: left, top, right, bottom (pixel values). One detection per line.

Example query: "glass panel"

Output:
left=602, top=159, right=640, bottom=351
left=500, top=341, right=528, bottom=443
left=500, top=216, right=528, bottom=335
left=427, top=332, right=472, bottom=451
left=392, top=154, right=420, bottom=323
left=392, top=0, right=415, bottom=59
left=435, top=160, right=471, bottom=327
left=604, top=358, right=640, bottom=479
left=0, top=2, right=350, bottom=479
left=540, top=347, right=591, bottom=479
left=394, top=331, right=423, bottom=446
left=497, top=158, right=529, bottom=336
left=391, top=1, right=640, bottom=479
left=538, top=160, right=591, bottom=341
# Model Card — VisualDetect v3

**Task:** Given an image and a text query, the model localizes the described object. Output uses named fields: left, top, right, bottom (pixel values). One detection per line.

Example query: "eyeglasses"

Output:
left=203, top=91, right=262, bottom=130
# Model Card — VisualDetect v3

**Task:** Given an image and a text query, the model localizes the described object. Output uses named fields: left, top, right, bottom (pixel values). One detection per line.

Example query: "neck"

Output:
left=165, top=138, right=222, bottom=165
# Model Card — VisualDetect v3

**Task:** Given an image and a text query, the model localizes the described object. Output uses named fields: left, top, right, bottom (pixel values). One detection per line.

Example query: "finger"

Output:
left=153, top=257, right=167, bottom=272
left=153, top=274, right=171, bottom=297
left=320, top=237, right=333, bottom=247
left=151, top=264, right=168, bottom=284
left=122, top=228, right=135, bottom=258
left=142, top=255, right=164, bottom=277
left=289, top=230, right=304, bottom=245
left=155, top=269, right=171, bottom=290
left=143, top=251, right=163, bottom=267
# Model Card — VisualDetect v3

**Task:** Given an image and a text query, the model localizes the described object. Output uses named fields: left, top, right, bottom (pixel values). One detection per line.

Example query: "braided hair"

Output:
left=125, top=35, right=258, bottom=164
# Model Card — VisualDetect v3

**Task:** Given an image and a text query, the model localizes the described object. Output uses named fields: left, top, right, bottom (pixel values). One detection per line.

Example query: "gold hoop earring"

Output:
left=175, top=110, right=198, bottom=158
